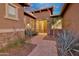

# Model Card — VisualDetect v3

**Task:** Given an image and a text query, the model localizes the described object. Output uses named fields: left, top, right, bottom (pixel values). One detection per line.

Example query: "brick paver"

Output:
left=28, top=35, right=58, bottom=56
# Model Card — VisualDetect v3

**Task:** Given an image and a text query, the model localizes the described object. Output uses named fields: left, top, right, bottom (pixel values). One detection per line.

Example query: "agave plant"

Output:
left=56, top=29, right=79, bottom=56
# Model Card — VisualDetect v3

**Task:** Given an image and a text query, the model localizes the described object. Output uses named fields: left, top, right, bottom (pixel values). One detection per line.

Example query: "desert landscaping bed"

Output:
left=0, top=39, right=36, bottom=56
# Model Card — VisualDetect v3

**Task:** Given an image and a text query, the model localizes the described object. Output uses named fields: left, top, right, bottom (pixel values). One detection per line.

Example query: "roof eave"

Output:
left=50, top=15, right=61, bottom=18
left=24, top=12, right=36, bottom=19
left=31, top=6, right=53, bottom=13
left=50, top=3, right=70, bottom=18
left=60, top=3, right=70, bottom=17
left=19, top=3, right=30, bottom=7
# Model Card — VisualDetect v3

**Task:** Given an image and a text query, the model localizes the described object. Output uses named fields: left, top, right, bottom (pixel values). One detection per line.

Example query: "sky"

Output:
left=25, top=3, right=64, bottom=15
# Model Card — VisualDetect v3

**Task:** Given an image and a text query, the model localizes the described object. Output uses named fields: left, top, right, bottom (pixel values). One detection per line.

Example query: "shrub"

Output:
left=56, top=30, right=79, bottom=56
left=25, top=29, right=38, bottom=37
left=0, top=39, right=26, bottom=52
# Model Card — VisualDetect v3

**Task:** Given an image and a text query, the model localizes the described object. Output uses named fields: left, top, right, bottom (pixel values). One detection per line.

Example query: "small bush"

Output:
left=0, top=39, right=26, bottom=52
left=8, top=39, right=25, bottom=47
left=25, top=30, right=38, bottom=37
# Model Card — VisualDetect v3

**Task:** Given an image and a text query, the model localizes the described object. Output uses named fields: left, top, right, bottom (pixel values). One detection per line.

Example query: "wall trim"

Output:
left=5, top=3, right=19, bottom=21
left=0, top=29, right=25, bottom=33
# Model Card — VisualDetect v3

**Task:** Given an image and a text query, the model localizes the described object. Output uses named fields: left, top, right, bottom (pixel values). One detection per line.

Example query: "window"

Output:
left=5, top=3, right=19, bottom=20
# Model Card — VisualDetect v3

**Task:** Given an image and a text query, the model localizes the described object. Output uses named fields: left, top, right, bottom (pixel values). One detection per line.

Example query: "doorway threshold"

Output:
left=38, top=33, right=47, bottom=35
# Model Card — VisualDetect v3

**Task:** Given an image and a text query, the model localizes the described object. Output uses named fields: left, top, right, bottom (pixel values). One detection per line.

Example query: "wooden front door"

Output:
left=36, top=20, right=47, bottom=33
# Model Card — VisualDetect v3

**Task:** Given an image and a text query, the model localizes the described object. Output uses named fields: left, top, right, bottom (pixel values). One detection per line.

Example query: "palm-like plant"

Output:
left=51, top=17, right=62, bottom=25
left=56, top=30, right=79, bottom=56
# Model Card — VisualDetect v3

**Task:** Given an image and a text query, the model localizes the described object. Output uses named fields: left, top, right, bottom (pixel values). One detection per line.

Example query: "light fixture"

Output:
left=26, top=23, right=31, bottom=29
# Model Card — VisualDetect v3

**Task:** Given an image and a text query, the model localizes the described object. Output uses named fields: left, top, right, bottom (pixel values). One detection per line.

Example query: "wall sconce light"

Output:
left=26, top=23, right=31, bottom=29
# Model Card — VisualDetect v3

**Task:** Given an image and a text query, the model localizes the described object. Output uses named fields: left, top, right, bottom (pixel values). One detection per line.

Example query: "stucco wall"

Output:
left=33, top=11, right=50, bottom=20
left=24, top=15, right=36, bottom=31
left=63, top=3, right=79, bottom=35
left=0, top=3, right=25, bottom=29
left=0, top=3, right=25, bottom=48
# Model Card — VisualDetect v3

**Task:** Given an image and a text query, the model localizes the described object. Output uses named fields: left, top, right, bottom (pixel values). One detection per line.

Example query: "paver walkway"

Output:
left=28, top=35, right=58, bottom=56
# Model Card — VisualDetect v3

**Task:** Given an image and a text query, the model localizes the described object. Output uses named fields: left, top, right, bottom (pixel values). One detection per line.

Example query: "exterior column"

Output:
left=34, top=19, right=36, bottom=32
left=47, top=18, right=51, bottom=35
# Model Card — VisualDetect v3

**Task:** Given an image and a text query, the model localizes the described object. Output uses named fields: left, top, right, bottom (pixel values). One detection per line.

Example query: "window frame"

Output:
left=5, top=3, right=19, bottom=20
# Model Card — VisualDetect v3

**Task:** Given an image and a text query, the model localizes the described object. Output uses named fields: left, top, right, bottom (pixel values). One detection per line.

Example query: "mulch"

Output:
left=0, top=43, right=37, bottom=56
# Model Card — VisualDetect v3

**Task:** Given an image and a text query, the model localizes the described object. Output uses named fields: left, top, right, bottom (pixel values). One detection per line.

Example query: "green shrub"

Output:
left=8, top=39, right=25, bottom=47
